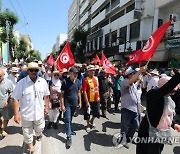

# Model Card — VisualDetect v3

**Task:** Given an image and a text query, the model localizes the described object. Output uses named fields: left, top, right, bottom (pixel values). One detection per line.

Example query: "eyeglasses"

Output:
left=29, top=69, right=39, bottom=73
left=54, top=74, right=59, bottom=77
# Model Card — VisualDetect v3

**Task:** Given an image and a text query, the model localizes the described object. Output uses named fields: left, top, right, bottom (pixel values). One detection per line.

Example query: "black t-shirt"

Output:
left=61, top=77, right=81, bottom=106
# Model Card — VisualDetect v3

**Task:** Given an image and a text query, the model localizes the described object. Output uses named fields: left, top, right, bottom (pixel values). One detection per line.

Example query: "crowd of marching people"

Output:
left=0, top=60, right=179, bottom=154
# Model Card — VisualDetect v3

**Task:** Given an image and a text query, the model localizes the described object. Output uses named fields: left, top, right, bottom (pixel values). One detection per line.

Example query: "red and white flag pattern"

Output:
left=57, top=41, right=75, bottom=70
left=126, top=20, right=172, bottom=65
left=101, top=51, right=116, bottom=75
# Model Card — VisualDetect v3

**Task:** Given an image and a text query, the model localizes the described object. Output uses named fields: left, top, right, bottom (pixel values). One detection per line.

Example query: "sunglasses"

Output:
left=29, top=69, right=39, bottom=73
left=54, top=74, right=59, bottom=77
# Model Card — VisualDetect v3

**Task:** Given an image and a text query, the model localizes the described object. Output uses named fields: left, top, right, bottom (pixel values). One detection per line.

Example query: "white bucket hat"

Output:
left=150, top=69, right=159, bottom=76
left=125, top=67, right=136, bottom=76
left=27, top=62, right=39, bottom=70
left=11, top=67, right=19, bottom=73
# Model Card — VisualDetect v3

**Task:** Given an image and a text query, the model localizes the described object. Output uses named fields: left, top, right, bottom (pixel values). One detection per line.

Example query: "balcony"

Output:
left=120, top=0, right=132, bottom=7
left=80, top=11, right=89, bottom=25
left=91, top=0, right=106, bottom=14
left=80, top=0, right=89, bottom=15
left=91, top=9, right=106, bottom=28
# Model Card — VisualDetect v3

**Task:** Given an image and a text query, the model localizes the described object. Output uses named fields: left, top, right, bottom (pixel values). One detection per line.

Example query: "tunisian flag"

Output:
left=47, top=54, right=55, bottom=66
left=126, top=20, right=172, bottom=65
left=57, top=41, right=75, bottom=70
left=91, top=54, right=101, bottom=64
left=101, top=51, right=116, bottom=75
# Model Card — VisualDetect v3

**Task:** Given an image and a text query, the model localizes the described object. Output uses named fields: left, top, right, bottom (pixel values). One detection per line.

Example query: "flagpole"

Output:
left=145, top=58, right=151, bottom=67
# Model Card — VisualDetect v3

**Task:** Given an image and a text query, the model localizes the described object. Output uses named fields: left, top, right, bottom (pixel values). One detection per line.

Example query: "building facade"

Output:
left=54, top=33, right=68, bottom=51
left=68, top=0, right=180, bottom=67
left=68, top=0, right=80, bottom=40
left=152, top=0, right=180, bottom=68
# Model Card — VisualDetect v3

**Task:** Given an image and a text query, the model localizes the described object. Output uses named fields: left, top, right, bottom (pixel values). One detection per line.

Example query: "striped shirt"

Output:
left=82, top=76, right=100, bottom=102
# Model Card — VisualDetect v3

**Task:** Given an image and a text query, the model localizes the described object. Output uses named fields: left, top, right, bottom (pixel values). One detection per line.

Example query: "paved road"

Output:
left=0, top=107, right=180, bottom=154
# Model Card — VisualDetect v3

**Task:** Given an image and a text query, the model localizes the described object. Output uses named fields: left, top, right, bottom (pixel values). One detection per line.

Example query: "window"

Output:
left=110, top=10, right=125, bottom=22
left=105, top=33, right=110, bottom=47
left=126, top=3, right=135, bottom=13
left=104, top=3, right=110, bottom=14
left=92, top=12, right=98, bottom=20
left=99, top=36, right=103, bottom=49
left=100, top=19, right=109, bottom=28
left=119, top=26, right=127, bottom=45
left=100, top=3, right=110, bottom=13
left=111, top=30, right=117, bottom=45
left=130, top=21, right=140, bottom=40
left=111, top=0, right=120, bottom=10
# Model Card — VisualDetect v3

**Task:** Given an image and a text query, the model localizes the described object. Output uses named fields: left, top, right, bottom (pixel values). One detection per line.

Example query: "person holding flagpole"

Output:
left=119, top=66, right=147, bottom=148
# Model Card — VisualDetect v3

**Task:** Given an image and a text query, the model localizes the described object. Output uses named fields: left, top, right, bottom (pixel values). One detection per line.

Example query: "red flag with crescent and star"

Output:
left=101, top=51, right=116, bottom=75
left=126, top=19, right=172, bottom=65
left=91, top=54, right=101, bottom=64
left=56, top=41, right=75, bottom=70
left=47, top=54, right=55, bottom=66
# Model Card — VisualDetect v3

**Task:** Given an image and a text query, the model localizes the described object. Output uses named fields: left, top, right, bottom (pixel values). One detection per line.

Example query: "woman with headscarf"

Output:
left=47, top=71, right=61, bottom=129
left=136, top=72, right=180, bottom=154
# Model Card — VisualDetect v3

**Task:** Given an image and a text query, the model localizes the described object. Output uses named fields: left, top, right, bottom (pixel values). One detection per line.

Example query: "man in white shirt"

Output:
left=7, top=67, right=19, bottom=88
left=12, top=62, right=50, bottom=153
left=146, top=69, right=159, bottom=92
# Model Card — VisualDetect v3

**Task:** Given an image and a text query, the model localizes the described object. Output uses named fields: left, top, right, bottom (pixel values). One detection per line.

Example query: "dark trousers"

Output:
left=136, top=143, right=164, bottom=154
left=100, top=92, right=108, bottom=110
left=121, top=108, right=139, bottom=139
left=64, top=105, right=76, bottom=139
left=114, top=89, right=121, bottom=110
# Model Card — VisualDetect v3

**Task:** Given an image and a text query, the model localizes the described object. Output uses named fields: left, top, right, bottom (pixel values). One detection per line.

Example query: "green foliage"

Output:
left=29, top=50, right=41, bottom=61
left=0, top=9, right=19, bottom=42
left=0, top=8, right=19, bottom=60
left=14, top=38, right=27, bottom=60
left=14, top=38, right=41, bottom=61
left=71, top=26, right=88, bottom=62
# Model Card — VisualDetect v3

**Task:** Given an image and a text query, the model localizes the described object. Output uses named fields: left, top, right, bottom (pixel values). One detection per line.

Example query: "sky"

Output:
left=1, top=0, right=73, bottom=60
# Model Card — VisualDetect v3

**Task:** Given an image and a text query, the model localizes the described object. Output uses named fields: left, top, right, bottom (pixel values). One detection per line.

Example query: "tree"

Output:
left=29, top=50, right=41, bottom=61
left=15, top=38, right=28, bottom=60
left=71, top=26, right=88, bottom=63
left=0, top=8, right=19, bottom=60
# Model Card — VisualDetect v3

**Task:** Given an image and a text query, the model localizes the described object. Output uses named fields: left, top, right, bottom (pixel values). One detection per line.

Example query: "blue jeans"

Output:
left=64, top=105, right=76, bottom=139
left=121, top=108, right=139, bottom=140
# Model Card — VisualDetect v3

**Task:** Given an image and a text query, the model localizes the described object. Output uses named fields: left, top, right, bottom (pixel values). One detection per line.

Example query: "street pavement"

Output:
left=0, top=107, right=180, bottom=154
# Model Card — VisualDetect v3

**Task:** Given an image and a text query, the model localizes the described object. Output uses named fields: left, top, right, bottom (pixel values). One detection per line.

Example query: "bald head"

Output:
left=0, top=68, right=5, bottom=82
